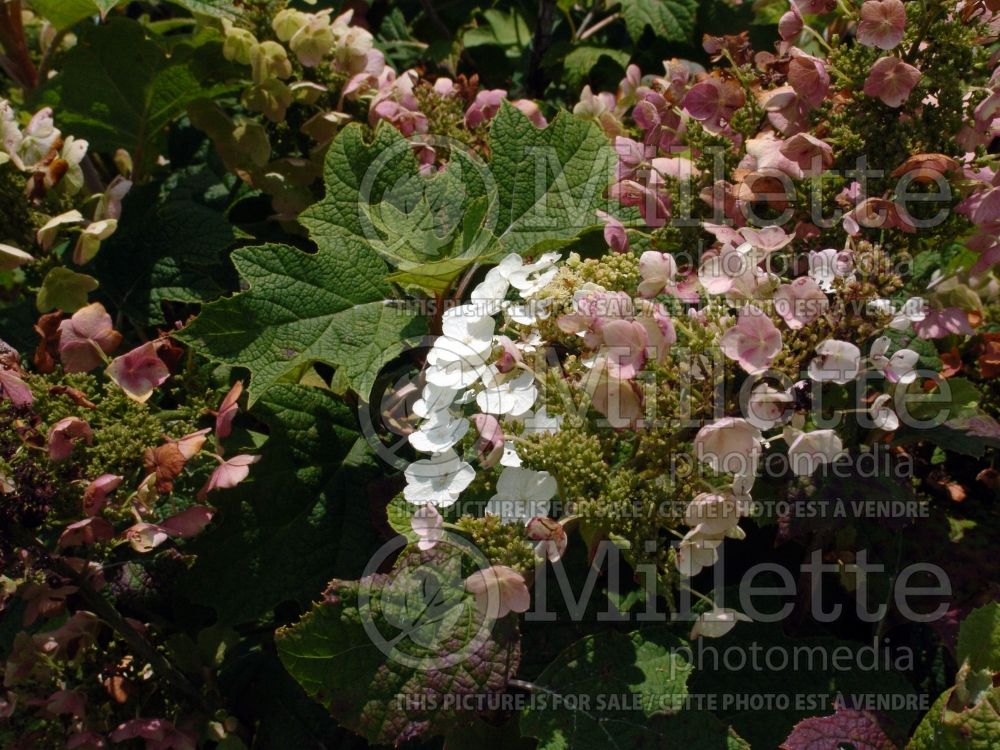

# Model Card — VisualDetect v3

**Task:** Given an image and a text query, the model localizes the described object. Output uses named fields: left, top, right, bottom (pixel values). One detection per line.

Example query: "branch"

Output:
left=0, top=2, right=38, bottom=91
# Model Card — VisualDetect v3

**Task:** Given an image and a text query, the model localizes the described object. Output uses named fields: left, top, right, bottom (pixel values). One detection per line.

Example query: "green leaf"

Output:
left=908, top=686, right=1000, bottom=749
left=26, top=0, right=120, bottom=29
left=560, top=45, right=631, bottom=87
left=35, top=18, right=235, bottom=172
left=176, top=239, right=427, bottom=405
left=894, top=422, right=1000, bottom=458
left=958, top=603, right=1000, bottom=673
left=464, top=9, right=532, bottom=58
left=299, top=123, right=425, bottom=245
left=277, top=547, right=521, bottom=745
left=178, top=385, right=378, bottom=624
left=164, top=0, right=242, bottom=19
left=489, top=102, right=616, bottom=255
left=380, top=197, right=504, bottom=294
left=902, top=377, right=981, bottom=422
left=36, top=267, right=98, bottom=313
left=620, top=0, right=698, bottom=43
left=519, top=627, right=693, bottom=749
left=94, top=169, right=238, bottom=325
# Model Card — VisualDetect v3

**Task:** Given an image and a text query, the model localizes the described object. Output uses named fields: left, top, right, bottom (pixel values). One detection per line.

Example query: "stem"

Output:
left=798, top=23, right=833, bottom=53
left=0, top=2, right=38, bottom=91
left=452, top=262, right=480, bottom=302
left=508, top=678, right=541, bottom=692
left=430, top=292, right=446, bottom=337
left=35, top=27, right=68, bottom=84
left=577, top=12, right=620, bottom=42
left=527, top=0, right=558, bottom=97
left=574, top=2, right=600, bottom=40
left=679, top=584, right=718, bottom=608
left=9, top=525, right=218, bottom=715
left=60, top=560, right=215, bottom=714
left=904, top=0, right=941, bottom=64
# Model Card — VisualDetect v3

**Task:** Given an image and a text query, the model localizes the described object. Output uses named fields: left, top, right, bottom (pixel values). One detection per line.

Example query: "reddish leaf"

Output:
left=781, top=708, right=897, bottom=750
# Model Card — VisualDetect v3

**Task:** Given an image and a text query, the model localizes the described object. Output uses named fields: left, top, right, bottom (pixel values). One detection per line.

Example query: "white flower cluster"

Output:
left=404, top=253, right=563, bottom=526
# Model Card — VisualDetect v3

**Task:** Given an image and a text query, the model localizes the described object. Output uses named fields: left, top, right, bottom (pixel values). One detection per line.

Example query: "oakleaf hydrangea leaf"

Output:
left=277, top=546, right=521, bottom=745
left=95, top=174, right=238, bottom=325
left=35, top=18, right=235, bottom=172
left=957, top=602, right=1000, bottom=673
left=620, top=0, right=698, bottom=44
left=780, top=708, right=897, bottom=750
left=26, top=0, right=122, bottom=30
left=176, top=240, right=427, bottom=405
left=181, top=106, right=612, bottom=401
left=489, top=102, right=616, bottom=255
left=908, top=686, right=1000, bottom=749
left=165, top=0, right=242, bottom=19
left=519, top=627, right=692, bottom=749
left=304, top=105, right=613, bottom=259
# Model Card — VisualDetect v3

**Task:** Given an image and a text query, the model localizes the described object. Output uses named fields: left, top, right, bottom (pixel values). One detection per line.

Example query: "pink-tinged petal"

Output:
left=197, top=454, right=261, bottom=500
left=601, top=319, right=648, bottom=380
left=526, top=516, right=567, bottom=562
left=970, top=235, right=1000, bottom=274
left=48, top=417, right=93, bottom=462
left=58, top=302, right=122, bottom=373
left=110, top=719, right=170, bottom=742
left=494, top=336, right=522, bottom=374
left=969, top=186, right=1000, bottom=225
left=787, top=49, right=830, bottom=109
left=411, top=503, right=444, bottom=550
left=596, top=209, right=628, bottom=253
left=58, top=518, right=115, bottom=548
left=66, top=731, right=107, bottom=749
left=863, top=56, right=920, bottom=108
left=682, top=78, right=744, bottom=127
left=0, top=368, right=32, bottom=406
left=778, top=133, right=833, bottom=177
left=173, top=428, right=211, bottom=460
left=719, top=306, right=783, bottom=373
left=464, top=565, right=530, bottom=618
left=215, top=382, right=243, bottom=440
left=913, top=308, right=975, bottom=338
left=160, top=506, right=215, bottom=538
left=857, top=0, right=906, bottom=50
left=739, top=224, right=795, bottom=252
left=512, top=99, right=547, bottom=128
left=637, top=250, right=678, bottom=298
left=778, top=9, right=803, bottom=41
left=472, top=413, right=504, bottom=468
left=123, top=524, right=171, bottom=553
left=83, top=474, right=123, bottom=516
left=465, top=89, right=507, bottom=128
left=106, top=342, right=170, bottom=403
left=44, top=689, right=86, bottom=718
left=589, top=364, right=644, bottom=429
left=773, top=277, right=829, bottom=329
left=0, top=691, right=15, bottom=719
left=609, top=180, right=670, bottom=227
